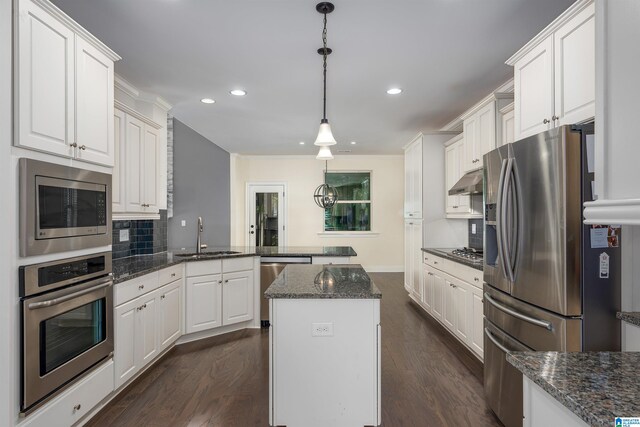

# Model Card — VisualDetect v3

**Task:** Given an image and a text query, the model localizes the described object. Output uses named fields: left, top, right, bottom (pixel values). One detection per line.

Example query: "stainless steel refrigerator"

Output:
left=482, top=125, right=621, bottom=427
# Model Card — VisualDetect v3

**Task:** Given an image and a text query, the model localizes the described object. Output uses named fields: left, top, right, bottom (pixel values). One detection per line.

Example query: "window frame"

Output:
left=322, top=170, right=373, bottom=233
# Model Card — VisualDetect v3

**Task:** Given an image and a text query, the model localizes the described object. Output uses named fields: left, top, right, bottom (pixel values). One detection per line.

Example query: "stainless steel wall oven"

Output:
left=20, top=158, right=111, bottom=256
left=20, top=252, right=114, bottom=414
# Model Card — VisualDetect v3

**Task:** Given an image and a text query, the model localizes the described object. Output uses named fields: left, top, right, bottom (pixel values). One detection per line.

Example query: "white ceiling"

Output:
left=52, top=0, right=574, bottom=155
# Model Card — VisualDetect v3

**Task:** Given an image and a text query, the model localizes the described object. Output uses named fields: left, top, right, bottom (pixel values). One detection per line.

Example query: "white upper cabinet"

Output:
left=404, top=135, right=423, bottom=218
left=499, top=102, right=515, bottom=147
left=444, top=134, right=471, bottom=217
left=14, top=0, right=120, bottom=166
left=462, top=97, right=507, bottom=173
left=508, top=0, right=594, bottom=141
left=112, top=109, right=126, bottom=212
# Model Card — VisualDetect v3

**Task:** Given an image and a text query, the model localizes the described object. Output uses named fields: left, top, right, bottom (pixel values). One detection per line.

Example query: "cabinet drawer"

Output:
left=186, top=259, right=222, bottom=277
left=447, top=262, right=483, bottom=289
left=158, top=264, right=183, bottom=286
left=21, top=359, right=114, bottom=427
left=115, top=271, right=159, bottom=306
left=423, top=253, right=445, bottom=269
left=222, top=256, right=254, bottom=273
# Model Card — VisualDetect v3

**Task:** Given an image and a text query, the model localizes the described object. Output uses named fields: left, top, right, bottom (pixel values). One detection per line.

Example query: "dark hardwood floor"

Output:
left=87, top=273, right=502, bottom=427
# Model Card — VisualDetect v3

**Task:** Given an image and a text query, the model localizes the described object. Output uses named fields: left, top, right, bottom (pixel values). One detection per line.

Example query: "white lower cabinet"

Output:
left=404, top=220, right=423, bottom=298
left=185, top=258, right=257, bottom=334
left=114, top=271, right=184, bottom=389
left=421, top=257, right=484, bottom=360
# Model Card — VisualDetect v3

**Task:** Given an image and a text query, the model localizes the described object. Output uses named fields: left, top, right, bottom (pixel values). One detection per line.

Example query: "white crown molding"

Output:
left=495, top=77, right=515, bottom=93
left=499, top=101, right=515, bottom=115
left=443, top=133, right=463, bottom=147
left=439, top=90, right=514, bottom=132
left=583, top=199, right=640, bottom=225
left=115, top=74, right=173, bottom=112
left=32, top=0, right=121, bottom=61
left=505, top=0, right=593, bottom=66
left=112, top=212, right=161, bottom=221
left=114, top=100, right=162, bottom=129
left=114, top=74, right=140, bottom=99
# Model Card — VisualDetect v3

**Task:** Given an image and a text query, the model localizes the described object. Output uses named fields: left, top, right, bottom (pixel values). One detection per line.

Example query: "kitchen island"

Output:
left=265, top=264, right=381, bottom=427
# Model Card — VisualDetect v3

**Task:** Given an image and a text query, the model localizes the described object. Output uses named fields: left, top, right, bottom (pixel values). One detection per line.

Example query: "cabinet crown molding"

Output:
left=583, top=198, right=640, bottom=225
left=30, top=0, right=121, bottom=61
left=440, top=91, right=514, bottom=132
left=114, top=100, right=163, bottom=129
left=443, top=133, right=463, bottom=147
left=505, top=0, right=593, bottom=66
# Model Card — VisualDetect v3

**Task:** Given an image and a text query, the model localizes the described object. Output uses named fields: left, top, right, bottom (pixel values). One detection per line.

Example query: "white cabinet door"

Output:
left=112, top=108, right=126, bottom=212
left=404, top=221, right=412, bottom=292
left=514, top=36, right=555, bottom=140
left=462, top=117, right=478, bottom=173
left=431, top=270, right=445, bottom=322
left=476, top=101, right=496, bottom=167
left=501, top=107, right=515, bottom=146
left=125, top=115, right=145, bottom=212
left=16, top=0, right=75, bottom=157
left=422, top=265, right=433, bottom=313
left=411, top=222, right=423, bottom=300
left=445, top=143, right=460, bottom=213
left=453, top=280, right=470, bottom=343
left=158, top=280, right=182, bottom=352
left=138, top=292, right=159, bottom=366
left=411, top=140, right=423, bottom=218
left=470, top=286, right=484, bottom=358
left=186, top=274, right=222, bottom=333
left=404, top=148, right=413, bottom=217
left=554, top=3, right=595, bottom=126
left=222, top=270, right=254, bottom=326
left=114, top=298, right=139, bottom=389
left=143, top=126, right=160, bottom=213
left=442, top=278, right=456, bottom=332
left=74, top=36, right=114, bottom=166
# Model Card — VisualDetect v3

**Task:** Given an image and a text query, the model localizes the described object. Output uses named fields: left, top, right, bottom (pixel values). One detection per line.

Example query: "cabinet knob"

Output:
left=143, top=303, right=147, bottom=309
left=451, top=284, right=457, bottom=288
left=69, top=142, right=78, bottom=148
left=474, top=277, right=480, bottom=282
left=543, top=118, right=550, bottom=124
left=452, top=206, right=458, bottom=209
left=161, top=295, right=165, bottom=299
left=139, top=285, right=144, bottom=290
left=225, top=279, right=229, bottom=283
left=219, top=280, right=223, bottom=284
left=552, top=115, right=559, bottom=121
left=73, top=404, right=81, bottom=413
left=79, top=145, right=86, bottom=150
left=434, top=261, right=438, bottom=264
left=171, top=273, right=176, bottom=277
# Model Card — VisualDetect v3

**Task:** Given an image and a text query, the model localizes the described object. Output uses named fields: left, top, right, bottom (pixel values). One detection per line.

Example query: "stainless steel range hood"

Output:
left=449, top=169, right=483, bottom=195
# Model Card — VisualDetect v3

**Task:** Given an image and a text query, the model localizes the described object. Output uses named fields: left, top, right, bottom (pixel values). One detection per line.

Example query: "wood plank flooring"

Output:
left=87, top=273, right=502, bottom=427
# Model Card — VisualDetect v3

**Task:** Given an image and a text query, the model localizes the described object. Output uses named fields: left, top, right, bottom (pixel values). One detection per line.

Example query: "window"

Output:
left=323, top=172, right=371, bottom=231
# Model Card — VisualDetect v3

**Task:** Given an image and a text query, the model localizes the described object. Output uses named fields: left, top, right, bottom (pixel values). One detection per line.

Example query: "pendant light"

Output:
left=314, top=2, right=337, bottom=148
left=314, top=160, right=339, bottom=208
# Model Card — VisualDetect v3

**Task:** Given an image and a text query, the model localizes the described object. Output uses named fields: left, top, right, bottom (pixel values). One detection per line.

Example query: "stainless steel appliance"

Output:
left=448, top=248, right=483, bottom=264
left=260, top=256, right=311, bottom=327
left=20, top=252, right=114, bottom=414
left=20, top=158, right=111, bottom=256
left=482, top=125, right=621, bottom=427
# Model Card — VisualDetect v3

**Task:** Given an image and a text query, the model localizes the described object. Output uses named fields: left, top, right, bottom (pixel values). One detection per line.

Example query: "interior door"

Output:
left=248, top=185, right=286, bottom=247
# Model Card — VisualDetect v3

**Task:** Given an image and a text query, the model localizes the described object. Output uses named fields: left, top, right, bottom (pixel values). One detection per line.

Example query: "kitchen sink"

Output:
left=175, top=250, right=241, bottom=257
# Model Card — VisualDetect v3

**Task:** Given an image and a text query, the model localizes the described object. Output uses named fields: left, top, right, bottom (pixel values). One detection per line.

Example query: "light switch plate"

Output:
left=119, top=229, right=129, bottom=242
left=181, top=220, right=186, bottom=227
left=471, top=224, right=477, bottom=234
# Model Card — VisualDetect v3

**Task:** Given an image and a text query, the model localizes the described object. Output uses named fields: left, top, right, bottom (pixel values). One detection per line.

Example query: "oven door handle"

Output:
left=484, top=292, right=553, bottom=331
left=28, top=280, right=112, bottom=310
left=484, top=328, right=512, bottom=354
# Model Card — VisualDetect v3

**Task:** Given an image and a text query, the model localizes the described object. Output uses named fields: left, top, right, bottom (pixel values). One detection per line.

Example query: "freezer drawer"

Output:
left=483, top=284, right=582, bottom=351
left=484, top=319, right=531, bottom=427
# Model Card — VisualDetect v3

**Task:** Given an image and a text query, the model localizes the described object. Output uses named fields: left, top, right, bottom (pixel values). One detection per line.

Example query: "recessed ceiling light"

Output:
left=299, top=141, right=305, bottom=145
left=230, top=89, right=247, bottom=96
left=350, top=141, right=357, bottom=145
left=200, top=98, right=215, bottom=104
left=386, top=88, right=402, bottom=95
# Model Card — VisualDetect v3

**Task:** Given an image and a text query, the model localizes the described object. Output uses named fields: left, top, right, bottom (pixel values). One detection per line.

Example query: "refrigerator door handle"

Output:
left=484, top=328, right=512, bottom=354
left=496, top=159, right=510, bottom=281
left=484, top=293, right=553, bottom=331
left=503, top=158, right=516, bottom=283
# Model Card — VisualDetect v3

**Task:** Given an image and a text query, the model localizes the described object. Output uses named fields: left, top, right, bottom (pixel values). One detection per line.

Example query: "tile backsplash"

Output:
left=468, top=219, right=483, bottom=250
left=112, top=210, right=168, bottom=259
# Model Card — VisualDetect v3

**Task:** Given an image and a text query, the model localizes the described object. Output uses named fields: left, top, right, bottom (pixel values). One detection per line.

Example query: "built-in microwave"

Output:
left=20, top=158, right=112, bottom=256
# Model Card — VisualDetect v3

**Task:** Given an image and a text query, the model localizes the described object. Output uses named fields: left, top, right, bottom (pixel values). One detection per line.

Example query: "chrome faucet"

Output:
left=196, top=216, right=207, bottom=254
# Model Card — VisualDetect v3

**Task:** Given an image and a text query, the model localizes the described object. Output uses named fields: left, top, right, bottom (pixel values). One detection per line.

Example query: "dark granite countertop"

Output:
left=421, top=248, right=483, bottom=271
left=113, top=246, right=356, bottom=284
left=264, top=264, right=381, bottom=299
left=507, top=351, right=640, bottom=426
left=617, top=312, right=640, bottom=327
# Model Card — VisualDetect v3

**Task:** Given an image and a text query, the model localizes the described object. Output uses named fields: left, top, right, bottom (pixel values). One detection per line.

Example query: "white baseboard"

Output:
left=362, top=265, right=404, bottom=273
left=176, top=321, right=256, bottom=345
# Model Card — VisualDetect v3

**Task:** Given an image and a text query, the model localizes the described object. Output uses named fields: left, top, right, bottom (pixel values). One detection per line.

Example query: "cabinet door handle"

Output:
left=543, top=118, right=550, bottom=124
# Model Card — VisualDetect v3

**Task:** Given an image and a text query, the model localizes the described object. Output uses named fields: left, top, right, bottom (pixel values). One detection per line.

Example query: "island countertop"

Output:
left=264, top=264, right=381, bottom=299
left=507, top=351, right=640, bottom=426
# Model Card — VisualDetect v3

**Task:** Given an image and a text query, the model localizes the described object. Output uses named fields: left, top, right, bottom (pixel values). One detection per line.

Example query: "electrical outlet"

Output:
left=311, top=322, right=333, bottom=337
left=119, top=229, right=129, bottom=242
left=181, top=220, right=186, bottom=227
left=471, top=223, right=477, bottom=234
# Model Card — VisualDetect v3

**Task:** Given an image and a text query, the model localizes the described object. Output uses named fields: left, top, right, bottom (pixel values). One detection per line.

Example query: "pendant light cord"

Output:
left=322, top=12, right=328, bottom=121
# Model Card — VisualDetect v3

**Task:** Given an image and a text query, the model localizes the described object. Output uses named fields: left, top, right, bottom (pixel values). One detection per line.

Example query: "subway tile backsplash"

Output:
left=112, top=210, right=168, bottom=259
left=468, top=218, right=483, bottom=251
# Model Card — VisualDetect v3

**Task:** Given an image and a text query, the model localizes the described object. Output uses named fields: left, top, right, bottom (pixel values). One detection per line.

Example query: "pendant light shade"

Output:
left=315, top=120, right=337, bottom=146
left=316, top=145, right=334, bottom=160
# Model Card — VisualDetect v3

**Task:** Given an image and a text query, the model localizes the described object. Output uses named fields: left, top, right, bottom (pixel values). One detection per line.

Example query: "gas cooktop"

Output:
left=448, top=248, right=483, bottom=264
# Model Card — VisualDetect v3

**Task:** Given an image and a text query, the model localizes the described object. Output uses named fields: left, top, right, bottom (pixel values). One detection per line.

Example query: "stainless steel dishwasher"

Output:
left=260, top=256, right=311, bottom=327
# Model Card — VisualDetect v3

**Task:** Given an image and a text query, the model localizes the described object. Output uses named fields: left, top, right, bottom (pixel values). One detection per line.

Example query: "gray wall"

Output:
left=168, top=119, right=230, bottom=249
